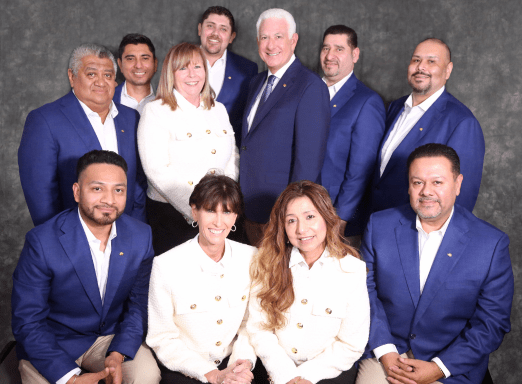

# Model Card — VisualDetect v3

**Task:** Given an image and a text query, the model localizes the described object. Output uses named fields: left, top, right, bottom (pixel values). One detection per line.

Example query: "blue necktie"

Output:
left=258, top=75, right=276, bottom=109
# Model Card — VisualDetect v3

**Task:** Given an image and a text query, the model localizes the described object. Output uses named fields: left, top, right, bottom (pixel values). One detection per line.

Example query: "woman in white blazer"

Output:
left=138, top=43, right=239, bottom=255
left=248, top=181, right=370, bottom=384
left=147, top=174, right=256, bottom=384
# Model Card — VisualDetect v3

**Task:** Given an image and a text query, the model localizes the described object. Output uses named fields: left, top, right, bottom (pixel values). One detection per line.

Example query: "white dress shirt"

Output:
left=380, top=86, right=445, bottom=176
left=207, top=49, right=227, bottom=98
left=373, top=208, right=454, bottom=379
left=76, top=93, right=119, bottom=154
left=119, top=81, right=155, bottom=115
left=323, top=71, right=353, bottom=100
left=58, top=211, right=117, bottom=384
left=247, top=54, right=296, bottom=130
left=138, top=89, right=239, bottom=221
left=247, top=247, right=370, bottom=384
left=147, top=236, right=257, bottom=382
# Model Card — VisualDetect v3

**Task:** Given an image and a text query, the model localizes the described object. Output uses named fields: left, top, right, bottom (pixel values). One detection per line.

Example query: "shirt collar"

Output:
left=268, top=54, right=296, bottom=79
left=74, top=90, right=119, bottom=119
left=323, top=71, right=353, bottom=94
left=173, top=88, right=204, bottom=110
left=191, top=234, right=232, bottom=272
left=78, top=208, right=117, bottom=245
left=416, top=206, right=454, bottom=237
left=122, top=81, right=154, bottom=100
left=206, top=49, right=228, bottom=68
left=288, top=246, right=328, bottom=269
left=405, top=85, right=445, bottom=112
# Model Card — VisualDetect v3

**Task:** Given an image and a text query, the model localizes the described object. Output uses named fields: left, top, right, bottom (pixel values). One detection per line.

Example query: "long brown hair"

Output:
left=250, top=180, right=360, bottom=330
left=155, top=42, right=215, bottom=111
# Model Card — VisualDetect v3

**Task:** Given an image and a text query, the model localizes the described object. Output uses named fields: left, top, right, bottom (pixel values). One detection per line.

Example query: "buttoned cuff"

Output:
left=57, top=367, right=82, bottom=384
left=373, top=344, right=398, bottom=361
left=432, top=357, right=450, bottom=379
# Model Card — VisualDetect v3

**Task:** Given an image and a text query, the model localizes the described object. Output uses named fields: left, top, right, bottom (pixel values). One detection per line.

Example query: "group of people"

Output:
left=12, top=5, right=514, bottom=384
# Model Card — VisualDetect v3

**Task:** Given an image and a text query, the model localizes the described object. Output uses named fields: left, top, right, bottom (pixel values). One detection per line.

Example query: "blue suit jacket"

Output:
left=320, top=74, right=385, bottom=236
left=18, top=91, right=147, bottom=226
left=371, top=90, right=485, bottom=213
left=11, top=209, right=155, bottom=383
left=216, top=51, right=258, bottom=148
left=239, top=57, right=330, bottom=223
left=361, top=204, right=513, bottom=383
left=113, top=81, right=124, bottom=104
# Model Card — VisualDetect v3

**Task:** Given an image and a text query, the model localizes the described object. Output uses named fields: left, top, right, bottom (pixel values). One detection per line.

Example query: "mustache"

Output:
left=94, top=204, right=118, bottom=210
left=412, top=71, right=431, bottom=77
left=418, top=197, right=440, bottom=203
left=323, top=60, right=338, bottom=65
left=208, top=35, right=222, bottom=42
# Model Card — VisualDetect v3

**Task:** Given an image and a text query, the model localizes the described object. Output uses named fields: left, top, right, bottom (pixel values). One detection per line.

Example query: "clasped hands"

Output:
left=205, top=359, right=254, bottom=384
left=380, top=352, right=444, bottom=384
left=66, top=351, right=123, bottom=384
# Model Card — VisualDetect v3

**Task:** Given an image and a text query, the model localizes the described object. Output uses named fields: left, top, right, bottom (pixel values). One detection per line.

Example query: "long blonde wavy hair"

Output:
left=250, top=180, right=360, bottom=330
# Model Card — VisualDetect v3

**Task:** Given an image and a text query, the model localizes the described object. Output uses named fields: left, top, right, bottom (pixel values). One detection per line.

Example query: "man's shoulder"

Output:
left=115, top=213, right=152, bottom=235
left=453, top=205, right=507, bottom=241
left=291, top=58, right=323, bottom=84
left=439, top=91, right=478, bottom=120
left=27, top=208, right=79, bottom=240
left=29, top=91, right=75, bottom=116
left=227, top=51, right=258, bottom=71
left=370, top=204, right=414, bottom=225
left=352, top=77, right=382, bottom=100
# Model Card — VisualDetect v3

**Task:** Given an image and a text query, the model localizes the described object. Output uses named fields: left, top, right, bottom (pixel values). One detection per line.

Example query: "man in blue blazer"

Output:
left=356, top=144, right=513, bottom=384
left=198, top=6, right=258, bottom=148
left=19, top=43, right=147, bottom=227
left=240, top=8, right=330, bottom=245
left=372, top=38, right=484, bottom=215
left=113, top=34, right=157, bottom=114
left=12, top=150, right=160, bottom=384
left=319, top=25, right=385, bottom=240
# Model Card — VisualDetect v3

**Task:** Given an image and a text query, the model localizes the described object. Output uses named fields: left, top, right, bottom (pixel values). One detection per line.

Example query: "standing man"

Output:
left=357, top=144, right=513, bottom=384
left=114, top=33, right=158, bottom=115
left=12, top=150, right=160, bottom=384
left=372, top=38, right=484, bottom=214
left=319, top=25, right=385, bottom=244
left=240, top=8, right=330, bottom=246
left=19, top=43, right=147, bottom=226
left=198, top=6, right=258, bottom=147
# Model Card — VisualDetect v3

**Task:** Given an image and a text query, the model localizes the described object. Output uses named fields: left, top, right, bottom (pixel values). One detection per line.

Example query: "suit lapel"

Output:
left=330, top=75, right=357, bottom=118
left=59, top=210, right=103, bottom=315
left=413, top=208, right=471, bottom=326
left=101, top=218, right=131, bottom=320
left=242, top=74, right=265, bottom=140
left=217, top=53, right=235, bottom=103
left=114, top=111, right=132, bottom=163
left=395, top=213, right=421, bottom=308
left=60, top=91, right=102, bottom=150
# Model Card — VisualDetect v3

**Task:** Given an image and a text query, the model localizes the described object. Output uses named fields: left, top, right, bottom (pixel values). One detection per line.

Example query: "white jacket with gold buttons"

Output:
left=147, top=236, right=256, bottom=382
left=246, top=248, right=370, bottom=384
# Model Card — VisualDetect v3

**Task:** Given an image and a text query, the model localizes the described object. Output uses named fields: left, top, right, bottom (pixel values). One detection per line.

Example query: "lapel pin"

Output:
left=447, top=253, right=452, bottom=257
left=228, top=76, right=232, bottom=79
left=283, top=84, right=287, bottom=87
left=333, top=105, right=337, bottom=108
left=121, top=130, right=124, bottom=133
left=419, top=128, right=423, bottom=131
left=119, top=252, right=124, bottom=256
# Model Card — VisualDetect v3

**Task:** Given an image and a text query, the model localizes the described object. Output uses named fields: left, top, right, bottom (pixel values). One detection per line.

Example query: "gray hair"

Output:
left=68, top=43, right=117, bottom=76
left=256, top=8, right=297, bottom=38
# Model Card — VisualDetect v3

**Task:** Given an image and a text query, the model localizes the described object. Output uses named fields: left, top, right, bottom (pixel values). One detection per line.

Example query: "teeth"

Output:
left=209, top=229, right=224, bottom=234
left=186, top=82, right=198, bottom=85
left=299, top=236, right=313, bottom=241
left=267, top=53, right=279, bottom=56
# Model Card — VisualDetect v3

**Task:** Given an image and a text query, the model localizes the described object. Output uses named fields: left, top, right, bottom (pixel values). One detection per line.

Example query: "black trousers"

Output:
left=252, top=362, right=357, bottom=384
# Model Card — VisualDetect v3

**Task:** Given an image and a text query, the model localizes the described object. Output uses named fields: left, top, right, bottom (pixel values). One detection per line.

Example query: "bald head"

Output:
left=418, top=38, right=451, bottom=62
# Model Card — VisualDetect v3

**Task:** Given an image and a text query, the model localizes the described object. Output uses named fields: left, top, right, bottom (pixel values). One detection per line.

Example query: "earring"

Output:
left=230, top=225, right=237, bottom=232
left=191, top=221, right=198, bottom=228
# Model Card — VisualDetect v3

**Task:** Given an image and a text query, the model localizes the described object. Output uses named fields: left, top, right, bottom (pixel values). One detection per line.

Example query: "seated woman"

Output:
left=138, top=42, right=239, bottom=255
left=147, top=174, right=256, bottom=384
left=248, top=181, right=370, bottom=384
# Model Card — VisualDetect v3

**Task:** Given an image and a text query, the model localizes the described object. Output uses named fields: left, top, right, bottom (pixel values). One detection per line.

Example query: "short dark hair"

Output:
left=189, top=174, right=243, bottom=215
left=118, top=33, right=156, bottom=60
left=407, top=143, right=460, bottom=177
left=419, top=37, right=451, bottom=62
left=323, top=25, right=357, bottom=49
left=200, top=6, right=236, bottom=34
left=76, top=150, right=128, bottom=180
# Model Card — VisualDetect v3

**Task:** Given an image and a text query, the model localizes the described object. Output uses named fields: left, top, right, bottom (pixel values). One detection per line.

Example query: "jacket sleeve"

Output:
left=18, top=109, right=62, bottom=226
left=130, top=110, right=148, bottom=223
left=11, top=231, right=80, bottom=383
left=228, top=305, right=257, bottom=367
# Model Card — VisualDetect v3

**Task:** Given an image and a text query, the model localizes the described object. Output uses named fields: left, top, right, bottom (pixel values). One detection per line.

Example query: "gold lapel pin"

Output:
left=228, top=76, right=232, bottom=79
left=419, top=128, right=423, bottom=131
left=283, top=84, right=287, bottom=87
left=119, top=252, right=124, bottom=256
left=121, top=130, right=125, bottom=133
left=447, top=253, right=452, bottom=257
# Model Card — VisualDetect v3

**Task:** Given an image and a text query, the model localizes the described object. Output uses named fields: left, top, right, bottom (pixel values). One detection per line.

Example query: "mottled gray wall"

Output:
left=1, top=0, right=520, bottom=381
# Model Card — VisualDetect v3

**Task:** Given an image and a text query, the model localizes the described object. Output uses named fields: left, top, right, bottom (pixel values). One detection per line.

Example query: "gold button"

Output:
left=210, top=170, right=216, bottom=174
left=419, top=128, right=423, bottom=131
left=119, top=252, right=124, bottom=255
left=216, top=341, right=222, bottom=346
left=447, top=253, right=452, bottom=257
left=187, top=132, right=192, bottom=137
left=223, top=130, right=227, bottom=134
left=220, top=274, right=224, bottom=278
left=291, top=348, right=297, bottom=354
left=215, top=359, right=221, bottom=365
left=121, top=130, right=125, bottom=132
left=190, top=304, right=196, bottom=310
left=242, top=295, right=246, bottom=301
left=325, top=308, right=332, bottom=314
left=297, top=323, right=303, bottom=329
left=333, top=104, right=337, bottom=107
left=301, top=299, right=308, bottom=305
left=206, top=130, right=211, bottom=134
left=217, top=319, right=223, bottom=324
left=211, top=149, right=216, bottom=154
left=215, top=296, right=221, bottom=301
left=188, top=181, right=193, bottom=185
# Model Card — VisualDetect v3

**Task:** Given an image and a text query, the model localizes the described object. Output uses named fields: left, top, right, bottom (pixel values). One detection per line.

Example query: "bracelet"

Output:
left=72, top=375, right=78, bottom=384
left=438, top=366, right=446, bottom=379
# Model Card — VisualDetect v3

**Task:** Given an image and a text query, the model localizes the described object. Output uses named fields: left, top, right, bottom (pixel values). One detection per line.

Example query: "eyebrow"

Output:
left=84, top=66, right=114, bottom=73
left=89, top=181, right=127, bottom=187
left=412, top=54, right=439, bottom=59
left=285, top=209, right=317, bottom=217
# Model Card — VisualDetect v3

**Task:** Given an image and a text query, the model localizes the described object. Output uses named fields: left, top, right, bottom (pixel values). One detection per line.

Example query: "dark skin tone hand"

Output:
left=387, top=357, right=443, bottom=384
left=104, top=351, right=124, bottom=384
left=66, top=368, right=109, bottom=384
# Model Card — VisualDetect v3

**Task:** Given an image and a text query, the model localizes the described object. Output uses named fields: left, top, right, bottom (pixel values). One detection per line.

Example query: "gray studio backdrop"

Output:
left=1, top=0, right=520, bottom=382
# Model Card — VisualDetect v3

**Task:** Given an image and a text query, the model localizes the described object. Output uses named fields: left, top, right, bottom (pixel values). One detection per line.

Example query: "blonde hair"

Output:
left=250, top=181, right=360, bottom=330
left=156, top=42, right=215, bottom=111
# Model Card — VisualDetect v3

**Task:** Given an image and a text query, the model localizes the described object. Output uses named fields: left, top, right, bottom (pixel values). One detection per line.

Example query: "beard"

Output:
left=408, top=71, right=432, bottom=95
left=80, top=203, right=123, bottom=226
left=414, top=197, right=441, bottom=219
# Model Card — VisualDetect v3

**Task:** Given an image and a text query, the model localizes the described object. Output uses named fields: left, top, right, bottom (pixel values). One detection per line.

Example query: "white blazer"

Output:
left=147, top=236, right=256, bottom=382
left=246, top=248, right=370, bottom=384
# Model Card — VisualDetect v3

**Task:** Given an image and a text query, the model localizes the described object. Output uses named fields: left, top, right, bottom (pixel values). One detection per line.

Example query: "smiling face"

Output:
left=409, top=156, right=462, bottom=231
left=117, top=43, right=157, bottom=87
left=192, top=203, right=237, bottom=251
left=407, top=39, right=453, bottom=102
left=198, top=13, right=236, bottom=61
left=285, top=196, right=327, bottom=262
left=321, top=33, right=359, bottom=87
left=68, top=55, right=116, bottom=114
left=257, top=17, right=298, bottom=73
left=174, top=53, right=206, bottom=105
left=73, top=163, right=127, bottom=230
